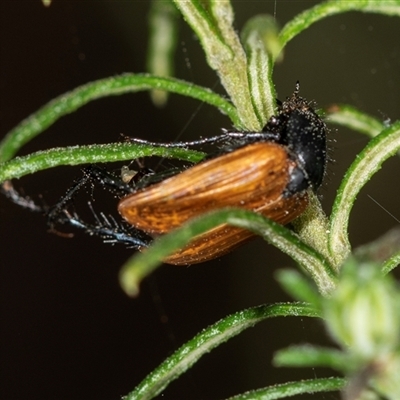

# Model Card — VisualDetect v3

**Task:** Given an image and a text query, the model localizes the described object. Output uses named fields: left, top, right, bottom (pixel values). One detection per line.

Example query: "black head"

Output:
left=264, top=83, right=327, bottom=195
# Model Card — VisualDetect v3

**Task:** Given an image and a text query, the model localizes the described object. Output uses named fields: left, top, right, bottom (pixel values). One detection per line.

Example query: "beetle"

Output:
left=118, top=142, right=309, bottom=264
left=2, top=83, right=327, bottom=265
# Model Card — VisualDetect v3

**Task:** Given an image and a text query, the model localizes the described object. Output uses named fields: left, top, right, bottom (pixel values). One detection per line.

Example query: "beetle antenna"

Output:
left=1, top=180, right=48, bottom=213
left=123, top=130, right=280, bottom=150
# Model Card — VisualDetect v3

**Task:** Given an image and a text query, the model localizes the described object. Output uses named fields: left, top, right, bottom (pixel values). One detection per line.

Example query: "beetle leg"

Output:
left=81, top=165, right=134, bottom=195
left=45, top=169, right=93, bottom=227
left=1, top=180, right=48, bottom=213
left=60, top=204, right=151, bottom=248
left=42, top=165, right=133, bottom=231
left=2, top=163, right=161, bottom=248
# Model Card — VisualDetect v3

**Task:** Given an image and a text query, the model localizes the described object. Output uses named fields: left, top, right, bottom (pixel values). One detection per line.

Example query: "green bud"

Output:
left=324, top=259, right=400, bottom=362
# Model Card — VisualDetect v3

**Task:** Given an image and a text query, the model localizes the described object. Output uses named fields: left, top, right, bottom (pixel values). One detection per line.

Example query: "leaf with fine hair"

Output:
left=0, top=143, right=205, bottom=182
left=278, top=0, right=400, bottom=61
left=0, top=74, right=237, bottom=163
left=274, top=345, right=350, bottom=373
left=125, top=303, right=320, bottom=400
left=226, top=377, right=345, bottom=400
left=329, top=121, right=400, bottom=265
left=119, top=209, right=337, bottom=297
left=275, top=269, right=322, bottom=309
left=241, top=15, right=278, bottom=126
left=147, top=0, right=179, bottom=106
left=326, top=104, right=385, bottom=138
left=353, top=227, right=400, bottom=275
left=173, top=0, right=260, bottom=130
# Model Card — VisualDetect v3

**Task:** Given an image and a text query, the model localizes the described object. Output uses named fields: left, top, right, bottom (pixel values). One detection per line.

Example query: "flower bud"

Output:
left=323, top=259, right=400, bottom=362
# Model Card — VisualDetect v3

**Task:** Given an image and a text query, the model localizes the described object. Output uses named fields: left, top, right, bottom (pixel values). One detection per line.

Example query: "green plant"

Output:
left=1, top=1, right=400, bottom=399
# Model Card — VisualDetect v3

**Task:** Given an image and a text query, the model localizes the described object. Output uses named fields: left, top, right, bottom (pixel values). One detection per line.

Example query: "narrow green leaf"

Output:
left=226, top=377, right=345, bottom=400
left=173, top=0, right=260, bottom=130
left=274, top=345, right=350, bottom=373
left=226, top=209, right=337, bottom=296
left=0, top=143, right=205, bottom=182
left=329, top=122, right=400, bottom=265
left=241, top=15, right=277, bottom=126
left=275, top=269, right=322, bottom=309
left=119, top=209, right=336, bottom=298
left=382, top=252, right=400, bottom=275
left=147, top=0, right=179, bottom=106
left=242, top=15, right=282, bottom=62
left=0, top=74, right=238, bottom=163
left=327, top=104, right=385, bottom=138
left=125, top=303, right=319, bottom=400
left=353, top=227, right=400, bottom=275
left=278, top=0, right=400, bottom=60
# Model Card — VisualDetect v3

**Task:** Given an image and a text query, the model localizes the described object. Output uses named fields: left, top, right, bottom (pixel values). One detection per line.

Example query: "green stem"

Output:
left=173, top=1, right=261, bottom=130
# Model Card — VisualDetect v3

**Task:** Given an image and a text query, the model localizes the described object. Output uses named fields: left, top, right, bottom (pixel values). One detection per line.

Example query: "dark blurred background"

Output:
left=1, top=1, right=399, bottom=399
